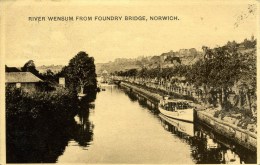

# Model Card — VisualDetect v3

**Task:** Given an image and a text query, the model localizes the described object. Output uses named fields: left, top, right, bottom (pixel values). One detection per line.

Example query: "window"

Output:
left=16, top=83, right=21, bottom=88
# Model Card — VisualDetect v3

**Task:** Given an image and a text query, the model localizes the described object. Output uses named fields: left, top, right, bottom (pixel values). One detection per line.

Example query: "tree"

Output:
left=127, top=69, right=138, bottom=79
left=21, top=60, right=42, bottom=78
left=243, top=38, right=256, bottom=49
left=22, top=60, right=36, bottom=72
left=63, top=51, right=97, bottom=94
left=226, top=40, right=238, bottom=53
left=41, top=69, right=55, bottom=83
left=236, top=50, right=256, bottom=115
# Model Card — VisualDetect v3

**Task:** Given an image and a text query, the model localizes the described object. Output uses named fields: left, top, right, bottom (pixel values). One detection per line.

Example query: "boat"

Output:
left=159, top=114, right=194, bottom=136
left=158, top=96, right=194, bottom=123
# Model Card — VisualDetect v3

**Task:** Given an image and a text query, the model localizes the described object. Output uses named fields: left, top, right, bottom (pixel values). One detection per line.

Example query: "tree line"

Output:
left=114, top=39, right=256, bottom=115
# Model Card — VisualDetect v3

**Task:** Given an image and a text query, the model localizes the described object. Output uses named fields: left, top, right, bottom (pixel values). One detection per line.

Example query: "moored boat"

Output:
left=158, top=96, right=194, bottom=123
left=159, top=114, right=194, bottom=136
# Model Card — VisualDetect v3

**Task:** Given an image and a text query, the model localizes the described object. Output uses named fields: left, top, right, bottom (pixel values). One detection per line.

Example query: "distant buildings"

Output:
left=100, top=70, right=109, bottom=83
left=36, top=65, right=63, bottom=74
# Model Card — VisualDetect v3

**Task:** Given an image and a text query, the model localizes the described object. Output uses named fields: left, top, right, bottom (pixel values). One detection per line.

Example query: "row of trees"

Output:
left=114, top=65, right=189, bottom=80
left=114, top=40, right=256, bottom=115
left=187, top=45, right=256, bottom=113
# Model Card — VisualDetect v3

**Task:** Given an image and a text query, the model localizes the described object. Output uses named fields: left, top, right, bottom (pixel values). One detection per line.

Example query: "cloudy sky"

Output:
left=1, top=0, right=258, bottom=66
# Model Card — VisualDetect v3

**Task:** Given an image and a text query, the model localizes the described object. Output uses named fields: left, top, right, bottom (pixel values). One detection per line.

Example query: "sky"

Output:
left=1, top=0, right=258, bottom=66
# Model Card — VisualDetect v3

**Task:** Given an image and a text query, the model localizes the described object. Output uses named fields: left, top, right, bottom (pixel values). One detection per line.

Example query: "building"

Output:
left=100, top=70, right=109, bottom=83
left=59, top=77, right=65, bottom=87
left=5, top=66, right=22, bottom=72
left=5, top=72, right=43, bottom=92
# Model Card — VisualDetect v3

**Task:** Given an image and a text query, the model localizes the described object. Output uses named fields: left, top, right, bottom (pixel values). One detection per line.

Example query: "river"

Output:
left=57, top=85, right=256, bottom=164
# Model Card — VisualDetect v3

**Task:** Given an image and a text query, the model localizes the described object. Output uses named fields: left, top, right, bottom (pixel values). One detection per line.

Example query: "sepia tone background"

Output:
left=0, top=0, right=259, bottom=164
left=2, top=1, right=258, bottom=66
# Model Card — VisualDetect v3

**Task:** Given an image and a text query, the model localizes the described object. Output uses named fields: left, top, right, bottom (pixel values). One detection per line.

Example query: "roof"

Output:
left=102, top=70, right=108, bottom=74
left=6, top=72, right=43, bottom=83
left=164, top=99, right=193, bottom=104
left=5, top=66, right=22, bottom=72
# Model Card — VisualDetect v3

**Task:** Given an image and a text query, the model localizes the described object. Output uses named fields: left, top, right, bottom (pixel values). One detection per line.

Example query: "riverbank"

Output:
left=120, top=81, right=257, bottom=151
left=6, top=87, right=79, bottom=163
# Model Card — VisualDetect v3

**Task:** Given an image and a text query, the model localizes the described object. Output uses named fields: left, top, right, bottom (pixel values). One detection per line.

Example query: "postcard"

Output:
left=0, top=0, right=259, bottom=164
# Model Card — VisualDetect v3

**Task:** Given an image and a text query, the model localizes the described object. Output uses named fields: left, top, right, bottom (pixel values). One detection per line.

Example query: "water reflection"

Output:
left=123, top=89, right=159, bottom=115
left=73, top=106, right=94, bottom=148
left=57, top=85, right=256, bottom=164
left=193, top=124, right=256, bottom=164
left=160, top=114, right=194, bottom=136
left=59, top=85, right=196, bottom=163
left=6, top=90, right=97, bottom=163
left=160, top=111, right=256, bottom=164
left=126, top=89, right=256, bottom=164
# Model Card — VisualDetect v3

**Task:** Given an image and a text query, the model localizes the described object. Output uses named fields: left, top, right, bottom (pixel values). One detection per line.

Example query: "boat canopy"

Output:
left=161, top=99, right=193, bottom=110
left=164, top=99, right=193, bottom=104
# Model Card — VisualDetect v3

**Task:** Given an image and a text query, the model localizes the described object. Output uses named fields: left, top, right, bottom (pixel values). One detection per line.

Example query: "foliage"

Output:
left=6, top=87, right=95, bottom=163
left=213, top=111, right=221, bottom=118
left=6, top=52, right=99, bottom=162
left=41, top=69, right=56, bottom=83
left=116, top=68, right=138, bottom=77
left=61, top=51, right=97, bottom=94
left=115, top=38, right=256, bottom=114
left=6, top=87, right=78, bottom=120
left=21, top=60, right=43, bottom=78
left=6, top=87, right=79, bottom=162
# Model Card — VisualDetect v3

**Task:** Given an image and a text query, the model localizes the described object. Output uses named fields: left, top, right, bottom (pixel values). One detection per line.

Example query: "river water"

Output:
left=57, top=85, right=256, bottom=164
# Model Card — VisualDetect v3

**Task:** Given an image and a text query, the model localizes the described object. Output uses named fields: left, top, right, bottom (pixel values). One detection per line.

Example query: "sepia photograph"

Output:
left=1, top=0, right=258, bottom=164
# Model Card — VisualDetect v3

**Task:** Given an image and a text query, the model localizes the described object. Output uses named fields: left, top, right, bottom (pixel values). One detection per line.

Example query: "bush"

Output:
left=6, top=87, right=79, bottom=120
left=6, top=87, right=80, bottom=163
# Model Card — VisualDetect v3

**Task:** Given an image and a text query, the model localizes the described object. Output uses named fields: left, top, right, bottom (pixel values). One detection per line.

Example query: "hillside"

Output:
left=96, top=48, right=203, bottom=74
left=37, top=65, right=64, bottom=74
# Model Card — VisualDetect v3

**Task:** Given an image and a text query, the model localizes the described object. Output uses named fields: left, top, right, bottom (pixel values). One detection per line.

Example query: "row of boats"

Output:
left=158, top=96, right=194, bottom=123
